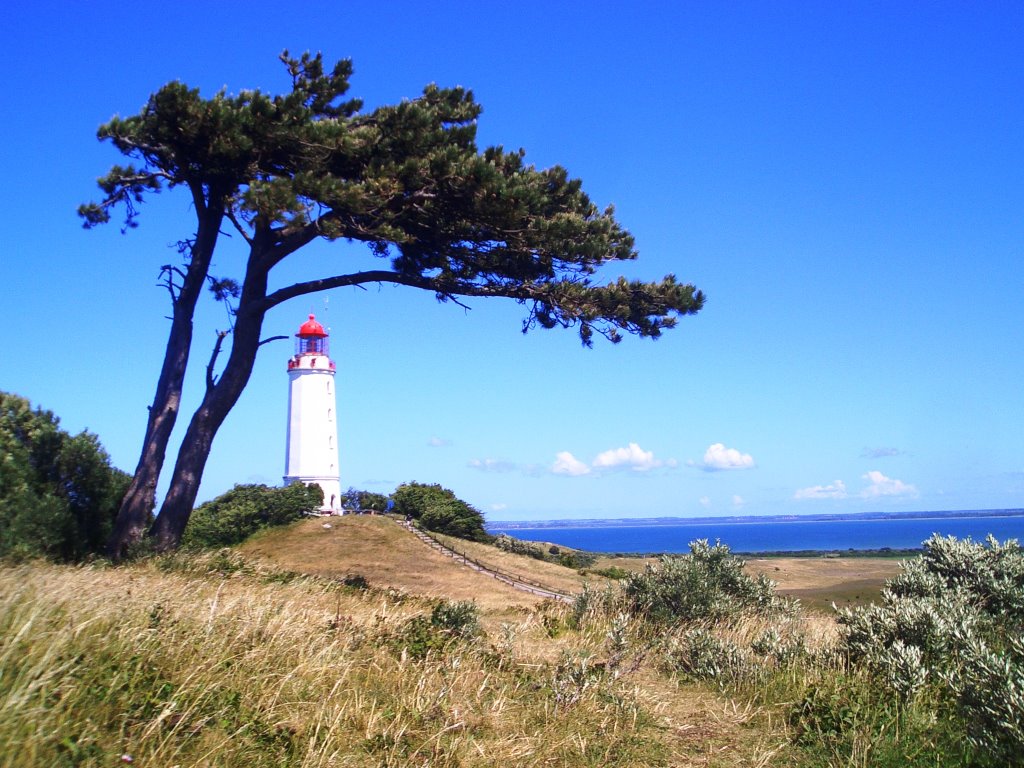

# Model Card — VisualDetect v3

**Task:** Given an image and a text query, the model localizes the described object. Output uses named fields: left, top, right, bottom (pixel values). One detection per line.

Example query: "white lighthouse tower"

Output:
left=283, top=314, right=341, bottom=513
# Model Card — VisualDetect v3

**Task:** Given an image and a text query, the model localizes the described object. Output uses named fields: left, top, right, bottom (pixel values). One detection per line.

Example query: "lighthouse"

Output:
left=283, top=314, right=341, bottom=513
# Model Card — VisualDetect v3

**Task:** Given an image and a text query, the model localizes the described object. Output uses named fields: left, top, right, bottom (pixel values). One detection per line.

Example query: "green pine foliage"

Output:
left=83, top=51, right=705, bottom=556
left=0, top=392, right=128, bottom=561
left=182, top=482, right=323, bottom=549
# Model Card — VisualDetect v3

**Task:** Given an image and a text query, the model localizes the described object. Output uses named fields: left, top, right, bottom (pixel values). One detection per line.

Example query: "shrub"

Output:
left=429, top=600, right=480, bottom=639
left=494, top=534, right=548, bottom=560
left=392, top=600, right=480, bottom=658
left=569, top=582, right=617, bottom=628
left=789, top=671, right=969, bottom=767
left=341, top=573, right=369, bottom=589
left=340, top=487, right=388, bottom=513
left=588, top=565, right=632, bottom=580
left=494, top=534, right=595, bottom=568
left=392, top=482, right=490, bottom=541
left=622, top=540, right=789, bottom=625
left=942, top=632, right=1024, bottom=764
left=0, top=392, right=129, bottom=561
left=660, top=627, right=751, bottom=686
left=555, top=550, right=596, bottom=569
left=832, top=534, right=1024, bottom=765
left=182, top=482, right=323, bottom=549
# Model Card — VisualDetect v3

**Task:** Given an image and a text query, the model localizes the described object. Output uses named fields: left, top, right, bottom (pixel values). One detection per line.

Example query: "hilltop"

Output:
left=242, top=515, right=900, bottom=612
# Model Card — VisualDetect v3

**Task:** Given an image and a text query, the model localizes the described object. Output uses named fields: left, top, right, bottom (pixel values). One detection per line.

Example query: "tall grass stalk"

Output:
left=1, top=557, right=676, bottom=767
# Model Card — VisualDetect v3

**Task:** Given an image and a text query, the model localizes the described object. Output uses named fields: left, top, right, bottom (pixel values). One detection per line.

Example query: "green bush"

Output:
left=622, top=540, right=789, bottom=625
left=340, top=487, right=388, bottom=513
left=0, top=392, right=129, bottom=561
left=392, top=600, right=480, bottom=659
left=494, top=534, right=595, bottom=568
left=494, top=534, right=548, bottom=560
left=660, top=627, right=751, bottom=686
left=942, top=632, right=1024, bottom=766
left=182, top=482, right=323, bottom=549
left=429, top=600, right=480, bottom=639
left=833, top=534, right=1024, bottom=765
left=588, top=565, right=632, bottom=580
left=391, top=482, right=490, bottom=541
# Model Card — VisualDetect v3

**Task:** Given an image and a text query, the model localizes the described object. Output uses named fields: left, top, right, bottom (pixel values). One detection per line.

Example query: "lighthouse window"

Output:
left=326, top=380, right=332, bottom=395
left=328, top=436, right=333, bottom=448
left=327, top=408, right=332, bottom=421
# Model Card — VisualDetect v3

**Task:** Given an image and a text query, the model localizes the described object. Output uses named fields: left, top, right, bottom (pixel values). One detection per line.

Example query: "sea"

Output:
left=487, top=510, right=1024, bottom=554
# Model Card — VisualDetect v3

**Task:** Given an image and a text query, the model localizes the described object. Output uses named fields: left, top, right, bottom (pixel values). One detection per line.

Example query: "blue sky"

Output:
left=2, top=1, right=1021, bottom=521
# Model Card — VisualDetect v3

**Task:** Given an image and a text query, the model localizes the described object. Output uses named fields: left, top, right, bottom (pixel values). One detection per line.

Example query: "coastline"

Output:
left=489, top=508, right=1024, bottom=529
left=488, top=508, right=1024, bottom=557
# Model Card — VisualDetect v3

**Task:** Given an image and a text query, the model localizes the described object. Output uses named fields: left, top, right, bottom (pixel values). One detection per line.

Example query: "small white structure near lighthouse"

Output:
left=283, top=314, right=341, bottom=513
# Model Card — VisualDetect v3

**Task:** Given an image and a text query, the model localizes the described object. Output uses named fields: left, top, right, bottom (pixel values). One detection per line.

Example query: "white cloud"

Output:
left=552, top=451, right=591, bottom=476
left=489, top=503, right=508, bottom=512
left=732, top=495, right=745, bottom=508
left=593, top=442, right=665, bottom=472
left=861, top=470, right=918, bottom=498
left=794, top=472, right=918, bottom=501
left=427, top=437, right=451, bottom=448
left=699, top=496, right=712, bottom=508
left=794, top=480, right=848, bottom=500
left=693, top=443, right=756, bottom=472
left=550, top=442, right=675, bottom=477
left=467, top=458, right=517, bottom=473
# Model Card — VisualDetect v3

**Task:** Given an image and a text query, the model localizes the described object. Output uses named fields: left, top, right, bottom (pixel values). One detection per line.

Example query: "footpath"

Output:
left=398, top=519, right=575, bottom=604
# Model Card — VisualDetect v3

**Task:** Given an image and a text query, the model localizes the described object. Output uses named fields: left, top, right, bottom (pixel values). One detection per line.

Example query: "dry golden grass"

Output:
left=0, top=555, right=802, bottom=767
left=745, top=556, right=902, bottom=611
left=427, top=531, right=605, bottom=595
left=0, top=520, right=908, bottom=766
left=240, top=516, right=550, bottom=615
left=245, top=517, right=899, bottom=612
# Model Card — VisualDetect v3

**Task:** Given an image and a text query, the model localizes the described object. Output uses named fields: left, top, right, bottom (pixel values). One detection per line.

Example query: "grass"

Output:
left=427, top=529, right=606, bottom=595
left=744, top=557, right=901, bottom=612
left=240, top=516, right=547, bottom=615
left=0, top=553, right=800, bottom=767
left=0, top=518, right=916, bottom=767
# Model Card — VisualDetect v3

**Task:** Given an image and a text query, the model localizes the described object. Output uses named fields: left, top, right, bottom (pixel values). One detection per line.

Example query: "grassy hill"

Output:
left=240, top=515, right=586, bottom=613
left=241, top=516, right=900, bottom=613
left=1, top=516, right=934, bottom=767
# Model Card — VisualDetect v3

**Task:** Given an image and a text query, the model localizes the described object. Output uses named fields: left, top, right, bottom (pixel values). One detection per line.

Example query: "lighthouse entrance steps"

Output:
left=397, top=520, right=575, bottom=604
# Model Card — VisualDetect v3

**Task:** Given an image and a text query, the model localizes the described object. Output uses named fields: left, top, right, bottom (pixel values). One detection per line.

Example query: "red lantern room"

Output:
left=296, top=313, right=329, bottom=356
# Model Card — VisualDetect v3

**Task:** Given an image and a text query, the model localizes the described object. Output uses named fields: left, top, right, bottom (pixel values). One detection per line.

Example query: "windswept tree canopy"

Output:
left=81, top=51, right=704, bottom=345
left=82, top=52, right=705, bottom=555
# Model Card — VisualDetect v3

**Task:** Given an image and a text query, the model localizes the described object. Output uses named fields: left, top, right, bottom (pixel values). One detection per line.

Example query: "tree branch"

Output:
left=224, top=207, right=255, bottom=246
left=205, top=330, right=230, bottom=390
left=158, top=264, right=183, bottom=303
left=262, top=270, right=526, bottom=310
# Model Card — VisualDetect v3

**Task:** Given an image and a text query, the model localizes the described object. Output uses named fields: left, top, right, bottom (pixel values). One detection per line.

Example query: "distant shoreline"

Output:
left=488, top=508, right=1024, bottom=530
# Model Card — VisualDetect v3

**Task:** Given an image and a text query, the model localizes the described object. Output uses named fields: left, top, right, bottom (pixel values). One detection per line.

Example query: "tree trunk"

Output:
left=148, top=259, right=270, bottom=551
left=107, top=208, right=224, bottom=560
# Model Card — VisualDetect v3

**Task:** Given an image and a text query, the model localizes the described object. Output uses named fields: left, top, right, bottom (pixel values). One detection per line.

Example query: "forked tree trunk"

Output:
left=107, top=209, right=224, bottom=560
left=148, top=263, right=269, bottom=551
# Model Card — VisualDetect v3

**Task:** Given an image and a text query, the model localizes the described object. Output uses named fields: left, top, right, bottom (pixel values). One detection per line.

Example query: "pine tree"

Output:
left=82, top=52, right=705, bottom=556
